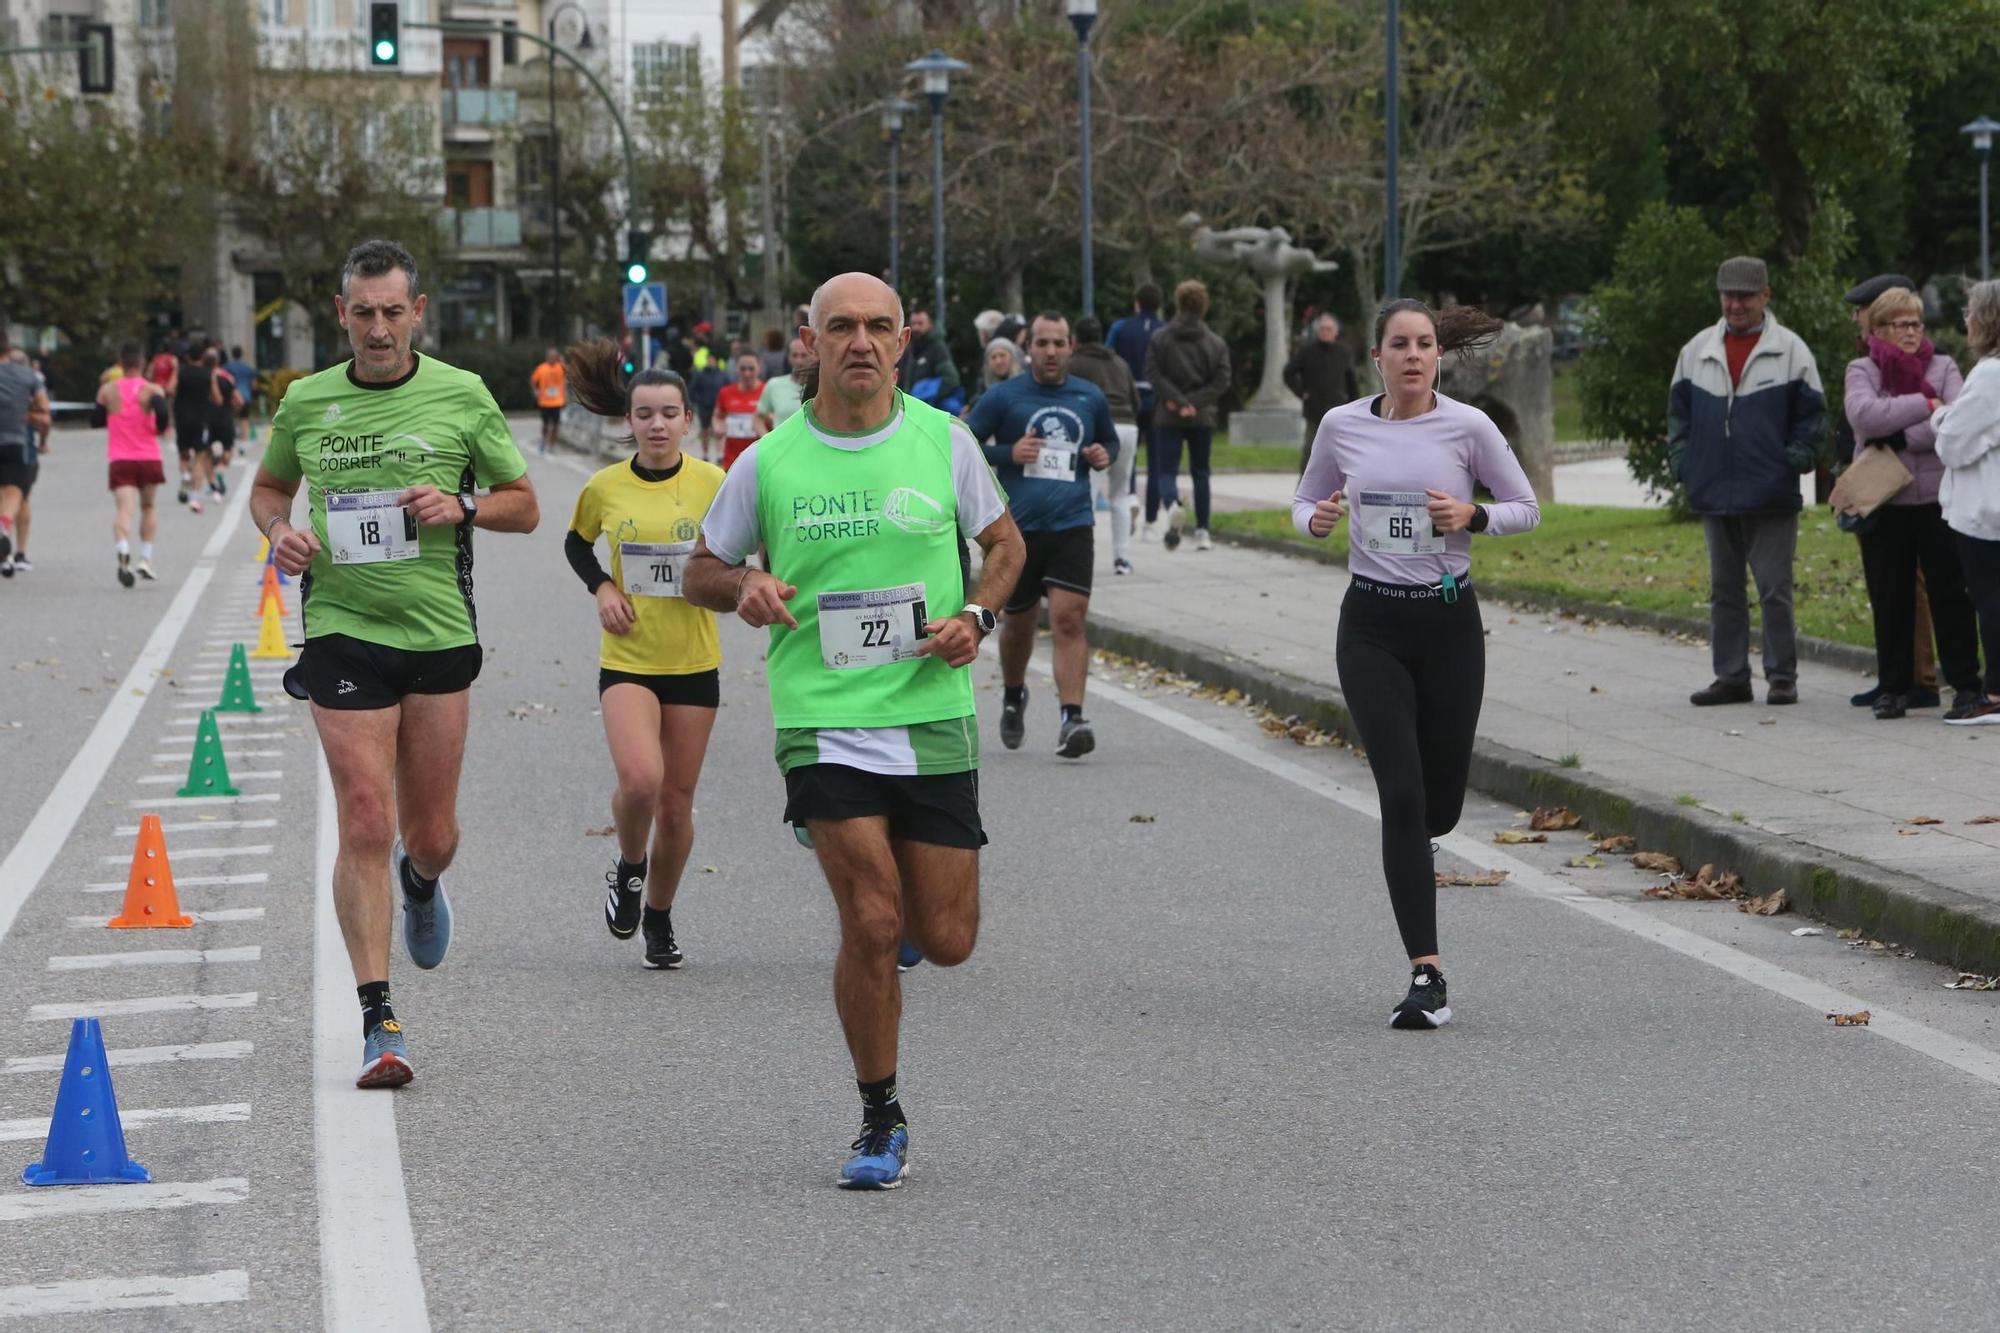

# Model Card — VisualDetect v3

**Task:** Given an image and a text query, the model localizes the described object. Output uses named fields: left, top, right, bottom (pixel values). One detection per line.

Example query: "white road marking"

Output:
left=6, top=1040, right=253, bottom=1074
left=0, top=475, right=255, bottom=948
left=0, top=1102, right=251, bottom=1142
left=163, top=714, right=270, bottom=727
left=47, top=946, right=262, bottom=971
left=85, top=873, right=269, bottom=894
left=0, top=1269, right=250, bottom=1316
left=100, top=844, right=273, bottom=863
left=1076, top=670, right=2000, bottom=1091
left=0, top=1178, right=248, bottom=1222
left=172, top=700, right=289, bottom=711
left=128, top=793, right=281, bottom=809
left=313, top=750, right=430, bottom=1330
left=67, top=908, right=264, bottom=928
left=28, top=992, right=258, bottom=1021
left=151, top=750, right=285, bottom=763
left=113, top=819, right=278, bottom=836
left=136, top=771, right=283, bottom=785
left=155, top=731, right=292, bottom=743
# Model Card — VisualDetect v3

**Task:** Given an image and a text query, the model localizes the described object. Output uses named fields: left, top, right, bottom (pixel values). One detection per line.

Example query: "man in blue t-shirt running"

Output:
left=966, top=311, right=1119, bottom=758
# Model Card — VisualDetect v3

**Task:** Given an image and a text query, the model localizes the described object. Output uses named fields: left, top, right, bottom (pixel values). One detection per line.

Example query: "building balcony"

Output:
left=442, top=87, right=518, bottom=129
left=442, top=207, right=523, bottom=249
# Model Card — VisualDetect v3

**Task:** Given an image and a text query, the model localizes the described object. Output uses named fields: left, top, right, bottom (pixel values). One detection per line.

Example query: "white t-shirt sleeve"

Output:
left=948, top=418, right=1008, bottom=536
left=698, top=445, right=763, bottom=565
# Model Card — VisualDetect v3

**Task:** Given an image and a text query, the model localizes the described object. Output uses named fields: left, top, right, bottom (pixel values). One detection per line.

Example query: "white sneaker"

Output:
left=188, top=496, right=204, bottom=515
left=1141, top=523, right=1157, bottom=543
left=1195, top=528, right=1212, bottom=551
left=1164, top=507, right=1185, bottom=551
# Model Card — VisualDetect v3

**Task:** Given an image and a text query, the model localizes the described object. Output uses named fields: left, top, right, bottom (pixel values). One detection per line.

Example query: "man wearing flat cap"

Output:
left=1668, top=256, right=1827, bottom=706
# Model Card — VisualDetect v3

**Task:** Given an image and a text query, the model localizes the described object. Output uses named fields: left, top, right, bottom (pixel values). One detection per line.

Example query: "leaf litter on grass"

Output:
left=1529, top=806, right=1582, bottom=831
left=1436, top=869, right=1509, bottom=888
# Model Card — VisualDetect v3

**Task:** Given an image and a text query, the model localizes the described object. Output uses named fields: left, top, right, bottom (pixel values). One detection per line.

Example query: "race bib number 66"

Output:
left=1355, top=490, right=1445, bottom=556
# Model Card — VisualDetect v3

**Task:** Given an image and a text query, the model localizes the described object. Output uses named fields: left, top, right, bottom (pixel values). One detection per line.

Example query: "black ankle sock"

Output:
left=358, top=980, right=395, bottom=1037
left=1003, top=685, right=1027, bottom=709
left=399, top=854, right=437, bottom=903
left=1061, top=703, right=1083, bottom=723
left=858, top=1072, right=905, bottom=1127
left=617, top=856, right=648, bottom=884
left=641, top=904, right=672, bottom=931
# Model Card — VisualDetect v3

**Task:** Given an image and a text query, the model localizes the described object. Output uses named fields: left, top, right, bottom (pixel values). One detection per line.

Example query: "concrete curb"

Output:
left=1211, top=527, right=1877, bottom=677
left=1091, top=610, right=2000, bottom=977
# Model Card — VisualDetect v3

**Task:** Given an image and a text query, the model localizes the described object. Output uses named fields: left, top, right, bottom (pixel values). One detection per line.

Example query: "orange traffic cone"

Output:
left=255, top=564, right=286, bottom=619
left=107, top=813, right=195, bottom=928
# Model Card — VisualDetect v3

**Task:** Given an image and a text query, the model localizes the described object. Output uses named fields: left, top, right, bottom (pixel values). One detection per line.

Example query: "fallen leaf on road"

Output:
left=1905, top=815, right=1943, bottom=825
left=1494, top=829, right=1547, bottom=844
left=1967, top=815, right=2000, bottom=825
left=1826, top=1010, right=1872, bottom=1026
left=1436, top=870, right=1509, bottom=887
left=1897, top=829, right=1922, bottom=837
left=1758, top=717, right=1777, bottom=725
left=1129, top=814, right=1156, bottom=824
left=1739, top=887, right=1789, bottom=915
left=1630, top=851, right=1681, bottom=874
left=1565, top=855, right=1604, bottom=869
left=1946, top=973, right=2000, bottom=990
left=701, top=865, right=718, bottom=873
left=1724, top=729, right=1743, bottom=736
left=1258, top=715, right=1289, bottom=737
left=1595, top=834, right=1637, bottom=854
left=583, top=825, right=615, bottom=837
left=1791, top=927, right=1823, bottom=937
left=1529, top=806, right=1581, bottom=831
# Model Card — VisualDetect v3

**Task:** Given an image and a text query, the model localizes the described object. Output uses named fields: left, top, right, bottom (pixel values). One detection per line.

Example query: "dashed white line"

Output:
left=155, top=731, right=293, bottom=744
left=100, top=844, right=273, bottom=863
left=0, top=1178, right=248, bottom=1222
left=28, top=992, right=258, bottom=1021
left=128, top=792, right=281, bottom=809
left=0, top=1102, right=251, bottom=1142
left=47, top=946, right=262, bottom=971
left=84, top=873, right=269, bottom=894
left=135, top=771, right=284, bottom=785
left=172, top=699, right=290, bottom=711
left=163, top=714, right=271, bottom=727
left=66, top=908, right=264, bottom=928
left=5, top=1040, right=254, bottom=1074
left=113, top=819, right=278, bottom=837
left=150, top=750, right=285, bottom=763
left=0, top=1269, right=250, bottom=1316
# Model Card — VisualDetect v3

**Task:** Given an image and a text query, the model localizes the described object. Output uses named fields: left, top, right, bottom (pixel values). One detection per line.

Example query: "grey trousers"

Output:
left=1703, top=513, right=1798, bottom=685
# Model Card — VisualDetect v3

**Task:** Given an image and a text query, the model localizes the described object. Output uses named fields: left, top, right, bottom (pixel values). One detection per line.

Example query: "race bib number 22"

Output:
left=818, top=583, right=930, bottom=669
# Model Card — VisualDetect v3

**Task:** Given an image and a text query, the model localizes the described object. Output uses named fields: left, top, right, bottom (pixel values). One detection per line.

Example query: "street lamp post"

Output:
left=1067, top=0, right=1098, bottom=320
left=881, top=99, right=915, bottom=295
left=1383, top=0, right=1400, bottom=301
left=1964, top=116, right=2000, bottom=281
left=547, top=3, right=594, bottom=342
left=905, top=50, right=967, bottom=335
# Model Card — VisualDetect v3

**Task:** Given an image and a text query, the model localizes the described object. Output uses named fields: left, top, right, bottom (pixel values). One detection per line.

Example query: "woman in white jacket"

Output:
left=1930, top=278, right=2000, bottom=724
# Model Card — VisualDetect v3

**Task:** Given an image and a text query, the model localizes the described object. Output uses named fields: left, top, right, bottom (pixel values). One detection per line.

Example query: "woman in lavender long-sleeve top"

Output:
left=1291, top=299, right=1541, bottom=1030
left=1842, top=286, right=1982, bottom=720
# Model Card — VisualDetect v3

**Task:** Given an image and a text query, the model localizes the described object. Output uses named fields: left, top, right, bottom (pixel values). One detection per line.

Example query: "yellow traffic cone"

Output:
left=249, top=600, right=292, bottom=660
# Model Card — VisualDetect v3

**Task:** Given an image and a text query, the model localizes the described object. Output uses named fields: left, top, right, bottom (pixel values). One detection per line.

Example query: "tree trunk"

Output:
left=1751, top=97, right=1816, bottom=262
left=1001, top=263, right=1024, bottom=317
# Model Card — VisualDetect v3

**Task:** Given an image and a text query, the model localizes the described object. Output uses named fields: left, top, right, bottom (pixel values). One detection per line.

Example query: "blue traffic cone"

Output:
left=263, top=536, right=289, bottom=585
left=21, top=1017, right=151, bottom=1186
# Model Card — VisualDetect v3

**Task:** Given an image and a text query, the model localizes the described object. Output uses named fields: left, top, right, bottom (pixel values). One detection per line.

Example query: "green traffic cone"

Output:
left=176, top=710, right=240, bottom=798
left=213, top=643, right=263, bottom=715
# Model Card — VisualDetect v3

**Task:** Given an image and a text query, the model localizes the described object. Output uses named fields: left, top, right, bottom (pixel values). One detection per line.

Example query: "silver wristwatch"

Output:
left=962, top=603, right=996, bottom=636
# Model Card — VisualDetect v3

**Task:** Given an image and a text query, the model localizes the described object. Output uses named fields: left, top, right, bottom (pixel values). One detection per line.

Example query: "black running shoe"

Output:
left=1390, top=965, right=1451, bottom=1029
left=1000, top=689, right=1027, bottom=750
left=642, top=909, right=683, bottom=970
left=117, top=552, right=135, bottom=588
left=1056, top=715, right=1095, bottom=759
left=604, top=862, right=643, bottom=940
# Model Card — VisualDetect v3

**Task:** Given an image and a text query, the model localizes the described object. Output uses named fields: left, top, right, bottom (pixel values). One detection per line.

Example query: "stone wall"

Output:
left=1439, top=322, right=1555, bottom=503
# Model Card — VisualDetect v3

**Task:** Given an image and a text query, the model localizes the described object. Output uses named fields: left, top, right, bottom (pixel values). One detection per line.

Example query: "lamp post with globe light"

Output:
left=1963, top=116, right=2000, bottom=281
left=1067, top=0, right=1098, bottom=319
left=881, top=99, right=916, bottom=296
left=905, top=50, right=968, bottom=334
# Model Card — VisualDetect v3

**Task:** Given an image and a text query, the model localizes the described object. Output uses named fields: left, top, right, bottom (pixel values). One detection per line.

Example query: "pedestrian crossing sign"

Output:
left=624, top=282, right=668, bottom=329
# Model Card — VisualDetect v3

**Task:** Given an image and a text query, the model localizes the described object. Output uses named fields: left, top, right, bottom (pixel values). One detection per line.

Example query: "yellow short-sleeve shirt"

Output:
left=571, top=455, right=726, bottom=675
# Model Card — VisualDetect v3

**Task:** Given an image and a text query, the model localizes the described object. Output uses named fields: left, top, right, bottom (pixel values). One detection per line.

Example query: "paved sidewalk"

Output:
left=1083, top=509, right=2000, bottom=968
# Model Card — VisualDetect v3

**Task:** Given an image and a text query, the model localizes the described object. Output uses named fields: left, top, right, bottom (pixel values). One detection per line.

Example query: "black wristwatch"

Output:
left=457, top=490, right=478, bottom=524
left=1468, top=504, right=1490, bottom=534
left=962, top=603, right=997, bottom=636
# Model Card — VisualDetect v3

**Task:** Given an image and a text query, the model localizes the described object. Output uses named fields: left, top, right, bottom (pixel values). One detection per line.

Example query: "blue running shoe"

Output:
left=357, top=1019, right=413, bottom=1089
left=839, top=1121, right=909, bottom=1190
left=897, top=940, right=923, bottom=972
left=395, top=838, right=452, bottom=969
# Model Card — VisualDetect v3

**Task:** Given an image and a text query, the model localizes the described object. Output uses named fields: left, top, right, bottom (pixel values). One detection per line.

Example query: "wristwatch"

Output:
left=961, top=603, right=997, bottom=637
left=457, top=490, right=478, bottom=524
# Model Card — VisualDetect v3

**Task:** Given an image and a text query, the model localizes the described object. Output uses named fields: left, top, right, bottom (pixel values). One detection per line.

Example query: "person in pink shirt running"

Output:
left=96, top=342, right=169, bottom=586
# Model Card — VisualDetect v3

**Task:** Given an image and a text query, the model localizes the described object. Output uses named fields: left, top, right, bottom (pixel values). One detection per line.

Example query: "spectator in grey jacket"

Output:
left=1068, top=316, right=1140, bottom=574
left=1667, top=256, right=1825, bottom=707
left=1144, top=279, right=1232, bottom=551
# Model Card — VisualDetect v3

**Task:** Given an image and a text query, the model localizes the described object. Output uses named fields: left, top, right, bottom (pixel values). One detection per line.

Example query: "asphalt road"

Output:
left=1, top=425, right=1997, bottom=1330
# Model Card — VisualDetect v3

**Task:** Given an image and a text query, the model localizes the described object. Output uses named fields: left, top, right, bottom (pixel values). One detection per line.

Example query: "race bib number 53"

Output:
left=818, top=583, right=929, bottom=669
left=327, top=489, right=419, bottom=565
left=1027, top=446, right=1079, bottom=481
left=1355, top=490, right=1445, bottom=556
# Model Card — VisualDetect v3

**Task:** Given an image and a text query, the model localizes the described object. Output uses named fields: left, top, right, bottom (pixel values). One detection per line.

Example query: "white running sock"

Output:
left=140, top=542, right=154, bottom=560
left=116, top=538, right=130, bottom=555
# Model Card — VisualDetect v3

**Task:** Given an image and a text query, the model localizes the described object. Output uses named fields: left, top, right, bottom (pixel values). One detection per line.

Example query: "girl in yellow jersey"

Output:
left=564, top=341, right=726, bottom=969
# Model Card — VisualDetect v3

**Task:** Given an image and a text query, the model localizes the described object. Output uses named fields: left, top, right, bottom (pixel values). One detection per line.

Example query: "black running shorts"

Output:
left=783, top=764, right=986, bottom=849
left=284, top=633, right=483, bottom=710
left=598, top=667, right=720, bottom=709
left=1003, top=525, right=1094, bottom=613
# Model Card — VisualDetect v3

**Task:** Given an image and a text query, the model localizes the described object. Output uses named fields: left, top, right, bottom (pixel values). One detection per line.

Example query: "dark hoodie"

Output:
left=1145, top=315, right=1232, bottom=430
left=1067, top=342, right=1138, bottom=424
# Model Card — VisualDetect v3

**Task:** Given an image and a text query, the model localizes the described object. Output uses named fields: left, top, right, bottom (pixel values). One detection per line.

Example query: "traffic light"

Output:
left=625, top=229, right=650, bottom=285
left=368, top=2, right=400, bottom=68
left=77, top=22, right=114, bottom=95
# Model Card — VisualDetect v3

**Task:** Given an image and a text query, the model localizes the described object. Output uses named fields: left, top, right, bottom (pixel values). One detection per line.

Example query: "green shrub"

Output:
left=439, top=340, right=550, bottom=413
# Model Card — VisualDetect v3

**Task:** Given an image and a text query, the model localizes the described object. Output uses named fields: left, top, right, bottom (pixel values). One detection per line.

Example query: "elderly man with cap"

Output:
left=1668, top=255, right=1827, bottom=707
left=1840, top=273, right=1941, bottom=708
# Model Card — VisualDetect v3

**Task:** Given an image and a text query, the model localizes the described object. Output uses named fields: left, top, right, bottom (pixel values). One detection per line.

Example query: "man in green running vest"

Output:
left=250, top=239, right=540, bottom=1091
left=685, top=272, right=1024, bottom=1190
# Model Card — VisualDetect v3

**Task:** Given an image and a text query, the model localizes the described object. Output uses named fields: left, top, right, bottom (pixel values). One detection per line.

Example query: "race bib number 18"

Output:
left=620, top=540, right=693, bottom=598
left=326, top=489, right=419, bottom=565
left=818, top=582, right=930, bottom=669
left=1354, top=490, right=1445, bottom=556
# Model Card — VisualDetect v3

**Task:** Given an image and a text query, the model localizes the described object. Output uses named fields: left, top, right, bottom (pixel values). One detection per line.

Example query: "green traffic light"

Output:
left=626, top=262, right=648, bottom=284
left=374, top=39, right=396, bottom=61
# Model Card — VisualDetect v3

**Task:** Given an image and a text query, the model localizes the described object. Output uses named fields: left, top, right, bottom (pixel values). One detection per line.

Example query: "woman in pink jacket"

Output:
left=1842, top=287, right=1983, bottom=720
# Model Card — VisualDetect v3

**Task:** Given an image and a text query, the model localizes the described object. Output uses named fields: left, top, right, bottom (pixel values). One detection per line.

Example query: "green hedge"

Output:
left=439, top=340, right=551, bottom=413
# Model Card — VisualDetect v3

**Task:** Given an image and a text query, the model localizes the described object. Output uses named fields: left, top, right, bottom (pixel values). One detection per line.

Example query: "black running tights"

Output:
left=1334, top=584, right=1486, bottom=959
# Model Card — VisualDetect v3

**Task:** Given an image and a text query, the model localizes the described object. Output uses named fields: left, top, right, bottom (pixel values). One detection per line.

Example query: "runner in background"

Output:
left=204, top=348, right=242, bottom=498
left=0, top=335, right=48, bottom=576
left=530, top=347, right=566, bottom=456
left=97, top=342, right=167, bottom=586
left=716, top=351, right=765, bottom=471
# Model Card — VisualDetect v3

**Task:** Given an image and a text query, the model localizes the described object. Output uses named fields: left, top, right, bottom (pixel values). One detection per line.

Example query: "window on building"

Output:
left=264, top=0, right=289, bottom=25
left=446, top=160, right=495, bottom=209
left=306, top=0, right=332, bottom=30
left=633, top=40, right=700, bottom=105
left=139, top=0, right=172, bottom=29
left=517, top=135, right=547, bottom=199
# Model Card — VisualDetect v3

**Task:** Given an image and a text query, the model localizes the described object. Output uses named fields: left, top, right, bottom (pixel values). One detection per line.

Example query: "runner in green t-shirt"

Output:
left=685, top=272, right=1024, bottom=1190
left=249, top=239, right=541, bottom=1090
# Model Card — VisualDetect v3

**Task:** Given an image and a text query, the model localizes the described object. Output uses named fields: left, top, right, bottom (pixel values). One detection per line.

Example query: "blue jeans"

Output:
left=1146, top=424, right=1212, bottom=528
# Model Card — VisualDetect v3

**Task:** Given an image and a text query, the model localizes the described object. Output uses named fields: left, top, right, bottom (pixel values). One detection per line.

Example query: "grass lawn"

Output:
left=1551, top=363, right=1586, bottom=444
left=1211, top=504, right=1874, bottom=649
left=1132, top=433, right=1302, bottom=474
